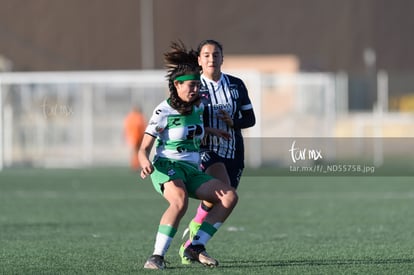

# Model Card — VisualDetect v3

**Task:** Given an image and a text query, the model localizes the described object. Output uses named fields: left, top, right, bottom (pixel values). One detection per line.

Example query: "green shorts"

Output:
left=150, top=157, right=214, bottom=198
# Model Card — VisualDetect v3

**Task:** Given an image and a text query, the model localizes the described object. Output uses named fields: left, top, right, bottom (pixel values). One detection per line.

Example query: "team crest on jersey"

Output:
left=167, top=168, right=176, bottom=176
left=229, top=84, right=240, bottom=99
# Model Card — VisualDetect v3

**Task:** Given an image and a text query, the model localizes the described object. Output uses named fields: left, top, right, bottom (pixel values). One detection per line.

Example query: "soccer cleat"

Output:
left=143, top=254, right=166, bottom=270
left=179, top=220, right=202, bottom=265
left=182, top=226, right=190, bottom=240
left=188, top=220, right=202, bottom=241
left=179, top=242, right=192, bottom=265
left=183, top=244, right=219, bottom=267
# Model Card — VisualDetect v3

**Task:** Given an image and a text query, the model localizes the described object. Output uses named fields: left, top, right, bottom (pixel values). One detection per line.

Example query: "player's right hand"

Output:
left=140, top=162, right=154, bottom=179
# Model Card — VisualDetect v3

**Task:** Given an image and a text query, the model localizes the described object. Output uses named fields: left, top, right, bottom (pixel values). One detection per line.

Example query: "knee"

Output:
left=169, top=193, right=188, bottom=215
left=222, top=188, right=238, bottom=209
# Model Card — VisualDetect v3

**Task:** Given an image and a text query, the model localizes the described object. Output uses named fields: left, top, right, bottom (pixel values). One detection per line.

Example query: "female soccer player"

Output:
left=180, top=39, right=256, bottom=263
left=139, top=41, right=238, bottom=270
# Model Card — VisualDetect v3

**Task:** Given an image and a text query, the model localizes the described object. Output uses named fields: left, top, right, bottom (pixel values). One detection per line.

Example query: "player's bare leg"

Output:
left=183, top=178, right=238, bottom=266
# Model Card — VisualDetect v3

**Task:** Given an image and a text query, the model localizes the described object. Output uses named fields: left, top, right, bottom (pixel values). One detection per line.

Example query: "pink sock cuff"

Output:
left=193, top=204, right=209, bottom=224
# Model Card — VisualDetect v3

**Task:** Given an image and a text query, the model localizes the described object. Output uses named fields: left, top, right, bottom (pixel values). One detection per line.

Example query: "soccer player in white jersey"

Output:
left=139, top=41, right=238, bottom=270
left=180, top=40, right=256, bottom=264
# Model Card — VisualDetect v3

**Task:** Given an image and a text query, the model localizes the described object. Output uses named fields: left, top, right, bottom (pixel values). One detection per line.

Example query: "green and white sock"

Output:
left=153, top=224, right=177, bottom=256
left=191, top=222, right=221, bottom=246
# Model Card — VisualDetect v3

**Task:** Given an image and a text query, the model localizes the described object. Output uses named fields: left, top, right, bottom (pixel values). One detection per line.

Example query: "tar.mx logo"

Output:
left=41, top=97, right=74, bottom=119
left=289, top=140, right=323, bottom=163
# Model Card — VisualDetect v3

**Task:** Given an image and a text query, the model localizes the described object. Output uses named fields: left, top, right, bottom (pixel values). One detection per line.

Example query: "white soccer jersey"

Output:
left=145, top=100, right=205, bottom=165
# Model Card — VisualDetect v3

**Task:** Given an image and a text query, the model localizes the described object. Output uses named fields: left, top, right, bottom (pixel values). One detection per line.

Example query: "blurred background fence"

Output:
left=0, top=70, right=166, bottom=169
left=0, top=70, right=413, bottom=170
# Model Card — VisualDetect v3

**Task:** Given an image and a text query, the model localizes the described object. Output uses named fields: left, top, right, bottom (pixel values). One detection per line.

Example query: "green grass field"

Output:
left=1, top=167, right=413, bottom=274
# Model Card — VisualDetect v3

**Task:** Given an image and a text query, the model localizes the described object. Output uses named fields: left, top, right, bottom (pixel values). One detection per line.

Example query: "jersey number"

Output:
left=186, top=125, right=203, bottom=139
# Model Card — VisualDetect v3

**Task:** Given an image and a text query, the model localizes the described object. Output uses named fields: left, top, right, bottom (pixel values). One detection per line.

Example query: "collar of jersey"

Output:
left=201, top=74, right=224, bottom=90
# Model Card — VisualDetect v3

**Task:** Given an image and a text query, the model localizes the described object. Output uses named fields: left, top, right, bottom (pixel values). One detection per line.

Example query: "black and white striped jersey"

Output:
left=199, top=73, right=254, bottom=159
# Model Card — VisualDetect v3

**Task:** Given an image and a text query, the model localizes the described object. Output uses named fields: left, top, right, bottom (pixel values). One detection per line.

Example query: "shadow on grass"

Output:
left=219, top=258, right=414, bottom=268
left=145, top=258, right=414, bottom=271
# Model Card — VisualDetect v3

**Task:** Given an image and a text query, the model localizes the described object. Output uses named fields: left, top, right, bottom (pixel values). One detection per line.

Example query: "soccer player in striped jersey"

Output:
left=180, top=40, right=256, bottom=264
left=139, top=41, right=238, bottom=270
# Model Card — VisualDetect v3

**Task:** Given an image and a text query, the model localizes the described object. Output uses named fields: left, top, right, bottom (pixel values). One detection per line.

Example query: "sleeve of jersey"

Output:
left=239, top=81, right=253, bottom=111
left=145, top=105, right=168, bottom=137
left=233, top=81, right=256, bottom=129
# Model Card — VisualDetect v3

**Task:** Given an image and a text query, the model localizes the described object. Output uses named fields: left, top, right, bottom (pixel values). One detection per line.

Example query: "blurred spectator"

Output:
left=124, top=106, right=147, bottom=170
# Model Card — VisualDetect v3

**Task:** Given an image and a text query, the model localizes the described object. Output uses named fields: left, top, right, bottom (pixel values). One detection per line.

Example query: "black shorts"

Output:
left=200, top=151, right=244, bottom=189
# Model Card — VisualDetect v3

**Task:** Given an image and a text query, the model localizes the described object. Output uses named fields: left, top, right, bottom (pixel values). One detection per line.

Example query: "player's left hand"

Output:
left=204, top=127, right=231, bottom=140
left=217, top=109, right=234, bottom=128
left=213, top=128, right=231, bottom=140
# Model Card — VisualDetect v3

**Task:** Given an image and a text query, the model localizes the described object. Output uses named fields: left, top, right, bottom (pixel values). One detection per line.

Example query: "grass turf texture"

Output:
left=1, top=168, right=413, bottom=274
